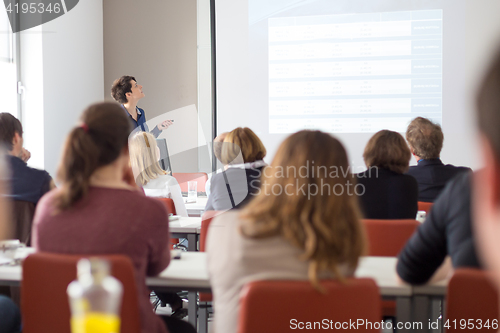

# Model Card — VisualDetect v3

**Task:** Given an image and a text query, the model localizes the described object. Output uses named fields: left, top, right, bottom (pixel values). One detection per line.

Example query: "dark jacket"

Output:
left=396, top=171, right=480, bottom=285
left=205, top=167, right=263, bottom=211
left=406, top=159, right=471, bottom=202
left=356, top=167, right=418, bottom=219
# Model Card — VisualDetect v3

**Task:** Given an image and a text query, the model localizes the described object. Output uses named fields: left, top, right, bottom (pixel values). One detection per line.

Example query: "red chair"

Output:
left=238, top=279, right=381, bottom=333
left=418, top=201, right=434, bottom=215
left=172, top=172, right=208, bottom=193
left=155, top=198, right=180, bottom=249
left=446, top=269, right=499, bottom=332
left=363, top=219, right=420, bottom=257
left=21, top=252, right=141, bottom=333
left=363, top=219, right=420, bottom=317
left=198, top=210, right=223, bottom=332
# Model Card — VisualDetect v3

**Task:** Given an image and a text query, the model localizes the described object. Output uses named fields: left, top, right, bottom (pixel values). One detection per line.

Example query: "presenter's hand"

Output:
left=158, top=120, right=173, bottom=130
left=20, top=148, right=31, bottom=163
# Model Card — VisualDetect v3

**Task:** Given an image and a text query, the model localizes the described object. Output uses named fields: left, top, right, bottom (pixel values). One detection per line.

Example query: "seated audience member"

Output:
left=111, top=76, right=172, bottom=137
left=356, top=130, right=418, bottom=219
left=397, top=171, right=476, bottom=285
left=129, top=131, right=187, bottom=217
left=205, top=131, right=228, bottom=197
left=31, top=102, right=195, bottom=333
left=0, top=113, right=54, bottom=205
left=207, top=130, right=366, bottom=333
left=0, top=113, right=54, bottom=244
left=205, top=127, right=266, bottom=211
left=405, top=117, right=471, bottom=202
left=473, top=49, right=500, bottom=290
left=0, top=152, right=22, bottom=333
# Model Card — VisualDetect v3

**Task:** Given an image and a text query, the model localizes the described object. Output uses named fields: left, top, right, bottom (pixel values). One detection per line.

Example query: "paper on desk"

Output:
left=0, top=258, right=11, bottom=265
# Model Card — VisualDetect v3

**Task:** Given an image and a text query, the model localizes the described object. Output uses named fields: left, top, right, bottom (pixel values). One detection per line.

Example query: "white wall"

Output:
left=21, top=0, right=104, bottom=178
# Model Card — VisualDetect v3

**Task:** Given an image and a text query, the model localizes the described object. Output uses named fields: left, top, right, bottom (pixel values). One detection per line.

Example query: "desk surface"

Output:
left=0, top=251, right=447, bottom=297
left=169, top=217, right=201, bottom=234
left=184, top=197, right=208, bottom=213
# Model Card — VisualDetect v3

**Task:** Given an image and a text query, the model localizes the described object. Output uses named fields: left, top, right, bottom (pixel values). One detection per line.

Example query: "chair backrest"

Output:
left=363, top=219, right=420, bottom=256
left=200, top=210, right=223, bottom=252
left=446, top=268, right=499, bottom=333
left=199, top=211, right=223, bottom=302
left=238, top=279, right=381, bottom=333
left=12, top=200, right=36, bottom=246
left=155, top=197, right=176, bottom=215
left=172, top=172, right=208, bottom=193
left=21, top=252, right=141, bottom=333
left=418, top=201, right=433, bottom=214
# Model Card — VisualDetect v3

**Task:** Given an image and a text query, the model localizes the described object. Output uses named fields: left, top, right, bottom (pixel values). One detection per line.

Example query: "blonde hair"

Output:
left=240, top=130, right=365, bottom=290
left=220, top=127, right=266, bottom=165
left=363, top=130, right=411, bottom=174
left=129, top=132, right=166, bottom=186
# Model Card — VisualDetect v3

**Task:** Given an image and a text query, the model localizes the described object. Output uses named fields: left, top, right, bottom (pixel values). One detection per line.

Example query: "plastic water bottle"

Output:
left=67, top=258, right=123, bottom=333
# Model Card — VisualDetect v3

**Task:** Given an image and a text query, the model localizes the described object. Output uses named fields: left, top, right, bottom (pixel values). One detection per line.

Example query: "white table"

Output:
left=169, top=217, right=201, bottom=251
left=0, top=252, right=447, bottom=333
left=184, top=197, right=208, bottom=217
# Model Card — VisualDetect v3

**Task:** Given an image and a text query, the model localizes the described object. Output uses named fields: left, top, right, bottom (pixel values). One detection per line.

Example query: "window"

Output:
left=0, top=8, right=20, bottom=118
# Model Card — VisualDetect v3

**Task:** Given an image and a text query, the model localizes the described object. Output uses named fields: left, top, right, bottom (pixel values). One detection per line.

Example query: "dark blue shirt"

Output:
left=5, top=155, right=52, bottom=204
left=406, top=158, right=471, bottom=202
left=123, top=106, right=160, bottom=137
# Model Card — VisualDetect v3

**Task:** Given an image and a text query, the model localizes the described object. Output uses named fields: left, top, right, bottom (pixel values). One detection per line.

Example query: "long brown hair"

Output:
left=240, top=130, right=365, bottom=289
left=54, top=102, right=131, bottom=210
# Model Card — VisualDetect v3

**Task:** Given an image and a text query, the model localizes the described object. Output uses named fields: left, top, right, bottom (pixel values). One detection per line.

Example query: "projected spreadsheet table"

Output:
left=268, top=10, right=442, bottom=134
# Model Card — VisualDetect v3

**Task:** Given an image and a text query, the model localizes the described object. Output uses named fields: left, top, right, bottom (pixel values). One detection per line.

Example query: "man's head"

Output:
left=406, top=117, right=444, bottom=160
left=0, top=113, right=23, bottom=155
left=111, top=75, right=144, bottom=104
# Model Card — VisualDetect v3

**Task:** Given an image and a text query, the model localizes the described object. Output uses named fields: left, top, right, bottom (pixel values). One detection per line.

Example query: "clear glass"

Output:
left=188, top=181, right=198, bottom=202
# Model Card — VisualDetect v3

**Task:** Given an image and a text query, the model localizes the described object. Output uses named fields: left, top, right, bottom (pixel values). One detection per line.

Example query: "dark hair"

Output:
left=54, top=102, right=132, bottom=210
left=477, top=50, right=500, bottom=159
left=110, top=76, right=136, bottom=104
left=363, top=130, right=411, bottom=174
left=406, top=117, right=443, bottom=159
left=0, top=113, right=23, bottom=151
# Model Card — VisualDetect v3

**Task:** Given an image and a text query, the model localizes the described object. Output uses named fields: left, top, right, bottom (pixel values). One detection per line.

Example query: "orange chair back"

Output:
left=156, top=197, right=176, bottom=215
left=418, top=201, right=433, bottom=214
left=363, top=219, right=420, bottom=257
left=238, top=279, right=381, bottom=333
left=172, top=172, right=208, bottom=193
left=21, top=252, right=141, bottom=333
left=199, top=210, right=223, bottom=302
left=155, top=198, right=179, bottom=248
left=200, top=210, right=222, bottom=252
left=446, top=269, right=499, bottom=332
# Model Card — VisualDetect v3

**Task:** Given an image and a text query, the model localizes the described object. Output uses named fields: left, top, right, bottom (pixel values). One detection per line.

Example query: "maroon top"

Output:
left=32, top=187, right=170, bottom=333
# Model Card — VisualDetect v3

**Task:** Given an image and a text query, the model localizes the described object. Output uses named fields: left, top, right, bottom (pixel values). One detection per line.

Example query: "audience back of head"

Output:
left=220, top=127, right=266, bottom=165
left=55, top=102, right=131, bottom=210
left=240, top=130, right=365, bottom=285
left=129, top=131, right=167, bottom=186
left=406, top=117, right=443, bottom=160
left=363, top=130, right=411, bottom=174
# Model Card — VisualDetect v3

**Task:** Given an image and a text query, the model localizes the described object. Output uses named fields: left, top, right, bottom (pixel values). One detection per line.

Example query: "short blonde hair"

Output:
left=129, top=132, right=166, bottom=186
left=220, top=127, right=266, bottom=165
left=363, top=130, right=411, bottom=174
left=240, top=130, right=365, bottom=290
